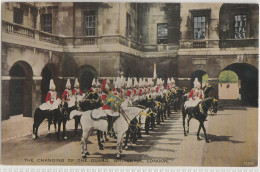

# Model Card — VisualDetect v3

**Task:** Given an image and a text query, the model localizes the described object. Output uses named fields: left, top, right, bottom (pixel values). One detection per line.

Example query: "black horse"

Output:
left=124, top=117, right=140, bottom=150
left=32, top=105, right=61, bottom=140
left=55, top=101, right=70, bottom=141
left=182, top=97, right=218, bottom=143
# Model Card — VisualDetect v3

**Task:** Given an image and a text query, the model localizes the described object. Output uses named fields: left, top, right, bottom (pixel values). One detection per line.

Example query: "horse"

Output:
left=123, top=117, right=140, bottom=150
left=70, top=99, right=150, bottom=158
left=203, top=85, right=215, bottom=99
left=32, top=102, right=62, bottom=140
left=69, top=92, right=109, bottom=150
left=132, top=96, right=156, bottom=134
left=182, top=97, right=218, bottom=143
left=55, top=101, right=70, bottom=141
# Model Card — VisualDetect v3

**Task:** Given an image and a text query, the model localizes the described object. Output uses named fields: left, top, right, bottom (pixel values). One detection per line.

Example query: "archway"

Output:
left=9, top=61, right=33, bottom=117
left=218, top=70, right=239, bottom=101
left=41, top=64, right=59, bottom=103
left=41, top=66, right=52, bottom=103
left=190, top=70, right=207, bottom=88
left=202, top=73, right=209, bottom=87
left=80, top=70, right=94, bottom=92
left=78, top=65, right=98, bottom=92
left=222, top=63, right=258, bottom=106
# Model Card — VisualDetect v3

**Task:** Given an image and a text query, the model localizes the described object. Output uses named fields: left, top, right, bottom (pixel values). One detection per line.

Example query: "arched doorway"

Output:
left=191, top=70, right=207, bottom=88
left=41, top=66, right=52, bottom=103
left=9, top=61, right=33, bottom=117
left=41, top=64, right=59, bottom=103
left=218, top=70, right=239, bottom=101
left=78, top=65, right=97, bottom=92
left=80, top=70, right=94, bottom=92
left=222, top=63, right=258, bottom=106
left=202, top=73, right=209, bottom=87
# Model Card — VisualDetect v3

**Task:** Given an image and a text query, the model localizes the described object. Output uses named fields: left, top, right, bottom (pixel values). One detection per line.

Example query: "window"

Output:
left=41, top=14, right=52, bottom=33
left=13, top=7, right=23, bottom=25
left=126, top=13, right=131, bottom=37
left=234, top=15, right=246, bottom=39
left=194, top=16, right=206, bottom=40
left=83, top=11, right=96, bottom=36
left=157, top=23, right=168, bottom=44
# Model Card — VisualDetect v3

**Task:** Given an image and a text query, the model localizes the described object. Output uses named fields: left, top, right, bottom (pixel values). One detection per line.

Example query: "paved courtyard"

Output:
left=1, top=107, right=258, bottom=166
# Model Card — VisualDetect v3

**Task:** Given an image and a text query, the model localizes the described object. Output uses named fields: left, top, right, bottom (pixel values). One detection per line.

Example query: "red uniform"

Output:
left=167, top=84, right=170, bottom=90
left=188, top=88, right=203, bottom=100
left=120, top=89, right=125, bottom=97
left=138, top=88, right=142, bottom=96
left=101, top=93, right=111, bottom=110
left=127, top=89, right=132, bottom=97
left=62, top=89, right=72, bottom=101
left=133, top=89, right=137, bottom=96
left=72, top=88, right=83, bottom=96
left=45, top=91, right=58, bottom=104
left=156, top=86, right=160, bottom=93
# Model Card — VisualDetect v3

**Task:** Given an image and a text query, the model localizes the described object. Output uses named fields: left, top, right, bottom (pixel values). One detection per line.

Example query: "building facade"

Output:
left=1, top=2, right=258, bottom=120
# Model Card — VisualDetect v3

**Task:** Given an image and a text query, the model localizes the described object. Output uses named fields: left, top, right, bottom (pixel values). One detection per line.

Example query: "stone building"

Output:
left=1, top=2, right=258, bottom=120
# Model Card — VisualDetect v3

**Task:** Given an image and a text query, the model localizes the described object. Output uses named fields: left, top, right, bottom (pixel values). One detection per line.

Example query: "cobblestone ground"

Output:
left=1, top=107, right=258, bottom=166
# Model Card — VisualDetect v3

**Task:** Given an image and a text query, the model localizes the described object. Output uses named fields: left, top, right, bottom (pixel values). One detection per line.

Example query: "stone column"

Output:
left=1, top=77, right=10, bottom=120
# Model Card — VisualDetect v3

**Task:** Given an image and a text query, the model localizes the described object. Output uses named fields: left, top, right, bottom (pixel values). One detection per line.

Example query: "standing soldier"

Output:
left=62, top=79, right=72, bottom=102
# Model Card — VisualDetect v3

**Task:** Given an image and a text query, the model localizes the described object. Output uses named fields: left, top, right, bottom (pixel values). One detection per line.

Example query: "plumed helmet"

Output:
left=49, top=79, right=56, bottom=90
left=167, top=78, right=171, bottom=84
left=126, top=77, right=132, bottom=88
left=92, top=78, right=96, bottom=87
left=134, top=77, right=139, bottom=87
left=74, top=78, right=80, bottom=87
left=193, top=78, right=201, bottom=88
left=66, top=79, right=71, bottom=88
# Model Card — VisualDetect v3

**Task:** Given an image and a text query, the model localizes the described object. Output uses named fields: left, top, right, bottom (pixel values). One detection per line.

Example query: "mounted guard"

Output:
left=184, top=78, right=204, bottom=108
left=39, top=79, right=61, bottom=111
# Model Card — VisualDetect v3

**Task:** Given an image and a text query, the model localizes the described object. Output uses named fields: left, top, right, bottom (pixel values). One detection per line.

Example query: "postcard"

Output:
left=1, top=2, right=258, bottom=167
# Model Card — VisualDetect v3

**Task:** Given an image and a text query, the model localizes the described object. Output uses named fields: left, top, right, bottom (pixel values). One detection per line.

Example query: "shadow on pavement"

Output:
left=205, top=134, right=245, bottom=144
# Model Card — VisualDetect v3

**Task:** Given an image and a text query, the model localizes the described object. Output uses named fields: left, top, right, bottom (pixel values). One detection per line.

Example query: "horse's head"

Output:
left=211, top=98, right=218, bottom=113
left=202, top=97, right=218, bottom=114
left=59, top=101, right=69, bottom=119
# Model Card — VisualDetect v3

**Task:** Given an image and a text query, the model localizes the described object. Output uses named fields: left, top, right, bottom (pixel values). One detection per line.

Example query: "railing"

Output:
left=193, top=41, right=206, bottom=48
left=2, top=21, right=35, bottom=39
left=180, top=40, right=219, bottom=49
left=219, top=39, right=258, bottom=48
left=1, top=22, right=188, bottom=53
left=39, top=31, right=60, bottom=44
